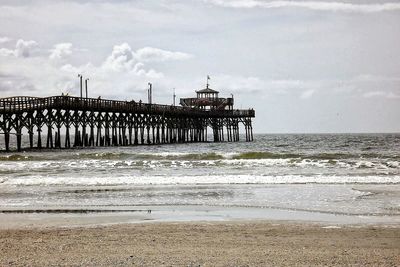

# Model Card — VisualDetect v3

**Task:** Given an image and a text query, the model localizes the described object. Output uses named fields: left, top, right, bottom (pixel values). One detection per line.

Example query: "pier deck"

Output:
left=0, top=96, right=255, bottom=151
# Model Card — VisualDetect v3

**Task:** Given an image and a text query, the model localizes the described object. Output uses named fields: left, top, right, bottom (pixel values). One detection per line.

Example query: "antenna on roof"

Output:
left=206, top=75, right=210, bottom=89
left=173, top=88, right=176, bottom=106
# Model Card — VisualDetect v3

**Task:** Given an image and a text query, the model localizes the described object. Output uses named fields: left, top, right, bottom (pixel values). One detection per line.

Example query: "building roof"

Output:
left=196, top=88, right=219, bottom=94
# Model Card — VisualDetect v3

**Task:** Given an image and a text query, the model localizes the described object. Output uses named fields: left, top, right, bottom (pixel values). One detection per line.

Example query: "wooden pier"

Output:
left=0, top=89, right=254, bottom=152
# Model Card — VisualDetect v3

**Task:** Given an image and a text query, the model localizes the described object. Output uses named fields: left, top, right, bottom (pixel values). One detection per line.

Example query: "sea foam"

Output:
left=4, top=174, right=400, bottom=186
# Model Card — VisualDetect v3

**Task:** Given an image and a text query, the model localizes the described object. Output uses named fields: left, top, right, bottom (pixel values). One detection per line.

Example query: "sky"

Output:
left=0, top=0, right=399, bottom=133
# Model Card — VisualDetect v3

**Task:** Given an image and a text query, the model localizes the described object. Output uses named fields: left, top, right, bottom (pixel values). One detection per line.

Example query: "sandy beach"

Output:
left=1, top=221, right=399, bottom=266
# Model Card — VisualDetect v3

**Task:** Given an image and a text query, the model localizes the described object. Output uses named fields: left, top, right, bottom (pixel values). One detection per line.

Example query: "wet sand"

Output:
left=1, top=221, right=399, bottom=266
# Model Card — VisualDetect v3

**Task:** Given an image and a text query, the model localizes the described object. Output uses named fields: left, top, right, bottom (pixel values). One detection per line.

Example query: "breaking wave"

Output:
left=4, top=174, right=400, bottom=186
left=0, top=151, right=398, bottom=161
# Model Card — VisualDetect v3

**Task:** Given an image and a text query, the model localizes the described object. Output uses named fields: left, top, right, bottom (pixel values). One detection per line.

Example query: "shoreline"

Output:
left=1, top=221, right=399, bottom=266
left=1, top=202, right=400, bottom=230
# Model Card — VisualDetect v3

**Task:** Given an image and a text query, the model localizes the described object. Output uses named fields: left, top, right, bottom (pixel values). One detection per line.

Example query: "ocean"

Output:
left=0, top=134, right=399, bottom=226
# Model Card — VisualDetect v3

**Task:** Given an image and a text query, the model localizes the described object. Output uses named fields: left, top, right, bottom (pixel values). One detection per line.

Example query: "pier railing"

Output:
left=0, top=96, right=255, bottom=118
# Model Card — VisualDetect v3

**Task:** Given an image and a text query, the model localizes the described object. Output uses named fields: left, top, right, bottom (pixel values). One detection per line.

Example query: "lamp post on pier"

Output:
left=78, top=74, right=83, bottom=98
left=148, top=82, right=152, bottom=104
left=85, top=78, right=89, bottom=99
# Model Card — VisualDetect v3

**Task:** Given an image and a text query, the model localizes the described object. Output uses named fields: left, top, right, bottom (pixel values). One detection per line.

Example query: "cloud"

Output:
left=101, top=43, right=192, bottom=78
left=0, top=36, right=12, bottom=44
left=101, top=43, right=164, bottom=79
left=208, top=74, right=400, bottom=100
left=0, top=39, right=37, bottom=57
left=14, top=39, right=38, bottom=57
left=102, top=43, right=193, bottom=72
left=102, top=42, right=137, bottom=72
left=0, top=48, right=15, bottom=57
left=330, top=74, right=400, bottom=98
left=352, top=74, right=400, bottom=83
left=49, top=42, right=73, bottom=61
left=300, top=89, right=315, bottom=99
left=0, top=41, right=192, bottom=99
left=266, top=79, right=311, bottom=92
left=135, top=47, right=193, bottom=62
left=205, top=0, right=400, bottom=13
left=363, top=91, right=400, bottom=99
left=202, top=75, right=322, bottom=98
left=205, top=74, right=265, bottom=93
